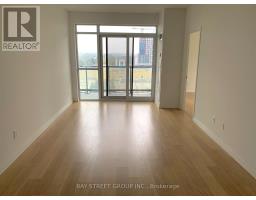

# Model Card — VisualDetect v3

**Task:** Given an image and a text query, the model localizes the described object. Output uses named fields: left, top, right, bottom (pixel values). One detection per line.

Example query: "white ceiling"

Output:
left=63, top=4, right=187, bottom=14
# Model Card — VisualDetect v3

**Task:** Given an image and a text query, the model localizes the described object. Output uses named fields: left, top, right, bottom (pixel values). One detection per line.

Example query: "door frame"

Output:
left=98, top=33, right=157, bottom=101
left=184, top=29, right=202, bottom=117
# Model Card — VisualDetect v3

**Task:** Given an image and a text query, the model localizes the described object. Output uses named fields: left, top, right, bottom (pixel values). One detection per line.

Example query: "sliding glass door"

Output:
left=100, top=35, right=155, bottom=100
left=101, top=36, right=128, bottom=98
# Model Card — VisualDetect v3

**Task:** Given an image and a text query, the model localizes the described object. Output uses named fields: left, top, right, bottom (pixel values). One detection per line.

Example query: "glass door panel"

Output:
left=102, top=37, right=127, bottom=97
left=129, top=37, right=154, bottom=97
left=132, top=67, right=152, bottom=97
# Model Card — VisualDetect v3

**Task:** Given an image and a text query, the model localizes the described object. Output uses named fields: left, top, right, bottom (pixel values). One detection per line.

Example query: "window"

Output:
left=75, top=24, right=156, bottom=100
left=107, top=37, right=127, bottom=66
left=76, top=25, right=99, bottom=100
left=76, top=25, right=97, bottom=33
left=100, top=26, right=156, bottom=34
left=133, top=37, right=153, bottom=66
left=129, top=37, right=154, bottom=97
left=132, top=68, right=152, bottom=97
left=79, top=70, right=99, bottom=99
left=77, top=34, right=98, bottom=68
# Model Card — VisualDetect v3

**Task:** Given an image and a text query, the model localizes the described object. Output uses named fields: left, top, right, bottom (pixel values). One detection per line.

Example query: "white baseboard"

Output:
left=0, top=100, right=72, bottom=175
left=193, top=117, right=256, bottom=179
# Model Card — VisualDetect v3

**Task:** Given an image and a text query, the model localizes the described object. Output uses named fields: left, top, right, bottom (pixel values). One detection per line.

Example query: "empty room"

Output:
left=0, top=1, right=256, bottom=198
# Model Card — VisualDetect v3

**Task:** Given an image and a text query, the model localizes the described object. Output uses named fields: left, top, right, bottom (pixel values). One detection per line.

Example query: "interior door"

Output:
left=101, top=36, right=128, bottom=98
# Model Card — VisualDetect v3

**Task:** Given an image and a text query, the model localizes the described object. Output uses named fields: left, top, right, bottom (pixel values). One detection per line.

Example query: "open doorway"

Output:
left=185, top=31, right=201, bottom=116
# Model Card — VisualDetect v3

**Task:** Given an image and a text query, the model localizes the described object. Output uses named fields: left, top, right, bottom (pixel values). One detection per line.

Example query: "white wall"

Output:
left=181, top=5, right=256, bottom=178
left=0, top=6, right=72, bottom=174
left=68, top=12, right=159, bottom=101
left=158, top=8, right=186, bottom=108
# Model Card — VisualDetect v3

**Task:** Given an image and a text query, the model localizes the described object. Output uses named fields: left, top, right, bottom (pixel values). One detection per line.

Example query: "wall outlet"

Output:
left=212, top=116, right=216, bottom=124
left=12, top=131, right=17, bottom=140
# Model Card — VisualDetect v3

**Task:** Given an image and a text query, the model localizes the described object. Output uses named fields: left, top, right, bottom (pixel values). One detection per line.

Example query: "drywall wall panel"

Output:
left=0, top=5, right=72, bottom=174
left=159, top=8, right=186, bottom=108
left=182, top=5, right=256, bottom=178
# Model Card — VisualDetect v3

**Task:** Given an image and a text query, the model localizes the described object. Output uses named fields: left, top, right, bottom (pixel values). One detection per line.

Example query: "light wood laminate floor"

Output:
left=185, top=92, right=195, bottom=117
left=0, top=102, right=256, bottom=195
